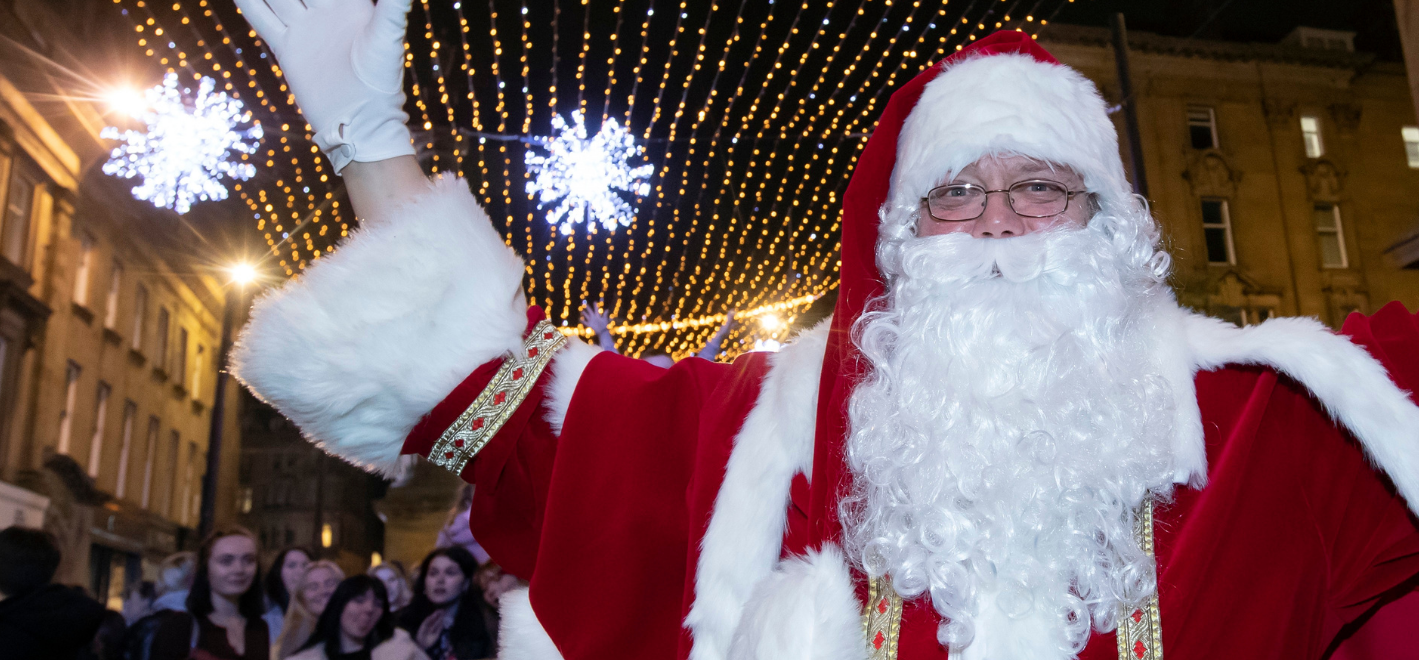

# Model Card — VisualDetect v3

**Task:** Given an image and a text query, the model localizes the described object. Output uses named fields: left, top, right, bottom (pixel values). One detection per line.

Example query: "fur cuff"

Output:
left=726, top=545, right=868, bottom=660
left=232, top=176, right=528, bottom=476
left=498, top=588, right=565, bottom=660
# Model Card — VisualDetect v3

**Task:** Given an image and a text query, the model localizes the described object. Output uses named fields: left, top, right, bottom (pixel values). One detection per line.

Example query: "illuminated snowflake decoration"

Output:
left=525, top=111, right=653, bottom=233
left=101, top=73, right=263, bottom=214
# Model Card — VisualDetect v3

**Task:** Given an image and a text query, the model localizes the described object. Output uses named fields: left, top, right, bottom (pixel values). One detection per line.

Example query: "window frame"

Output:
left=104, top=260, right=123, bottom=329
left=57, top=361, right=82, bottom=454
left=1187, top=106, right=1219, bottom=150
left=1200, top=198, right=1236, bottom=266
left=115, top=401, right=137, bottom=499
left=1313, top=203, right=1349, bottom=269
left=155, top=307, right=170, bottom=371
left=73, top=232, right=95, bottom=308
left=1402, top=126, right=1419, bottom=169
left=86, top=381, right=111, bottom=478
left=1300, top=115, right=1324, bottom=158
left=131, top=283, right=148, bottom=352
left=141, top=416, right=160, bottom=509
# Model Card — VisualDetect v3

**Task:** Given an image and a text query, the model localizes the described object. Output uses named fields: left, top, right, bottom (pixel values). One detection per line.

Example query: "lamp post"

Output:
left=197, top=263, right=255, bottom=540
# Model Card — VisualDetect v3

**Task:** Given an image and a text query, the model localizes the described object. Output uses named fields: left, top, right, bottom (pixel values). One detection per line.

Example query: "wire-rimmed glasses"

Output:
left=920, top=179, right=1086, bottom=222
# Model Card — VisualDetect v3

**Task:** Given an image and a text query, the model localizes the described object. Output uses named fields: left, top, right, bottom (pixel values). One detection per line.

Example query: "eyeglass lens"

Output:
left=926, top=180, right=1070, bottom=221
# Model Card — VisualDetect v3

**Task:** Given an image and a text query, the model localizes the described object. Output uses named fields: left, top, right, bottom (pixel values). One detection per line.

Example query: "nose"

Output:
left=972, top=191, right=1026, bottom=239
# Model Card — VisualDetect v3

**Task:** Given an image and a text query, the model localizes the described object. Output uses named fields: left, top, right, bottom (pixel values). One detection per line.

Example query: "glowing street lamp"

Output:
left=198, top=261, right=260, bottom=538
left=228, top=262, right=257, bottom=287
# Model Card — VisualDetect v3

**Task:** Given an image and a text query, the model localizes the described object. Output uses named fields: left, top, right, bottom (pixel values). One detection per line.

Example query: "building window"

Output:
left=1201, top=199, right=1235, bottom=265
left=175, top=327, right=189, bottom=388
left=239, top=486, right=253, bottom=514
left=1403, top=127, right=1419, bottom=169
left=57, top=361, right=82, bottom=454
left=86, top=382, right=111, bottom=478
left=321, top=523, right=334, bottom=548
left=192, top=345, right=204, bottom=400
left=1188, top=106, right=1218, bottom=150
left=1313, top=203, right=1348, bottom=268
left=73, top=233, right=95, bottom=308
left=184, top=441, right=199, bottom=525
left=155, top=307, right=170, bottom=370
left=1, top=168, right=35, bottom=266
left=141, top=417, right=160, bottom=509
left=104, top=261, right=123, bottom=329
left=115, top=402, right=137, bottom=499
left=1300, top=115, right=1324, bottom=158
left=166, top=431, right=180, bottom=517
left=131, top=284, right=148, bottom=351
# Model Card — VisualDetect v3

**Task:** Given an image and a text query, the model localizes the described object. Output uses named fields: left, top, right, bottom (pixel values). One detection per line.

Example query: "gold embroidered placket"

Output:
left=1116, top=496, right=1163, bottom=660
left=427, top=320, right=567, bottom=476
left=857, top=496, right=1162, bottom=660
left=862, top=574, right=903, bottom=660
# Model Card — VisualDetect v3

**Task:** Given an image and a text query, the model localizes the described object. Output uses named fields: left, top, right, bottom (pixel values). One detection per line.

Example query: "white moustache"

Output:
left=896, top=228, right=1107, bottom=287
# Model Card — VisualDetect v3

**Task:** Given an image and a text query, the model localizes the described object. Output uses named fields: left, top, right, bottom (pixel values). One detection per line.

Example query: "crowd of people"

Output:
left=0, top=502, right=520, bottom=660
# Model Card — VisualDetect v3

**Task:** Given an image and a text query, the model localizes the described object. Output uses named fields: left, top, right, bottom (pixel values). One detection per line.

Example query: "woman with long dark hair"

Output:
left=396, top=547, right=493, bottom=660
left=288, top=575, right=427, bottom=660
left=263, top=547, right=312, bottom=642
left=146, top=526, right=269, bottom=660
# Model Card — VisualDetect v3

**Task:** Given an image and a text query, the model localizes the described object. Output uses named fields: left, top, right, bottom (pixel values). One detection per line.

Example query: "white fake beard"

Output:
left=842, top=226, right=1178, bottom=660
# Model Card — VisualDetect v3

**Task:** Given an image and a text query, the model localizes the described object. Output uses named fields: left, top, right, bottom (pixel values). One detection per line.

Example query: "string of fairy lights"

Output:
left=109, top=0, right=1071, bottom=358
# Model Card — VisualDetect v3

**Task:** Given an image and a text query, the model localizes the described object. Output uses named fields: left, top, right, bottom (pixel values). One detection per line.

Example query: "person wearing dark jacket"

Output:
left=0, top=526, right=106, bottom=660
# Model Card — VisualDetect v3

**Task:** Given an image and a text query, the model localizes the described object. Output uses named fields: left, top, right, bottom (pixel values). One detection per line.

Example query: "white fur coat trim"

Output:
left=232, top=176, right=528, bottom=477
left=497, top=588, right=565, bottom=660
left=726, top=545, right=869, bottom=660
left=685, top=304, right=1419, bottom=659
left=1181, top=312, right=1419, bottom=515
left=542, top=339, right=601, bottom=435
left=685, top=319, right=831, bottom=660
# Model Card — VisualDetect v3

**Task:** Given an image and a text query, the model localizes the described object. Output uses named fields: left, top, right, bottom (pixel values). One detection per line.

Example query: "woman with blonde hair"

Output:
left=272, top=560, right=344, bottom=660
left=367, top=561, right=412, bottom=614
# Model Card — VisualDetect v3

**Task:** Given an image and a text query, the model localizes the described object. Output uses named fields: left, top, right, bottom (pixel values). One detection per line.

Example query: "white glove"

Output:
left=236, top=0, right=416, bottom=173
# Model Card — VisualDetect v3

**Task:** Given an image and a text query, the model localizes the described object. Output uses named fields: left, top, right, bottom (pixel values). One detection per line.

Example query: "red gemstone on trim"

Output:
left=512, top=368, right=524, bottom=380
left=543, top=331, right=555, bottom=340
left=1131, top=609, right=1143, bottom=623
left=873, top=631, right=885, bottom=650
left=444, top=451, right=455, bottom=459
left=493, top=391, right=507, bottom=405
left=1134, top=640, right=1147, bottom=659
left=878, top=598, right=888, bottom=614
left=453, top=439, right=464, bottom=448
left=528, top=347, right=539, bottom=358
left=471, top=418, right=485, bottom=430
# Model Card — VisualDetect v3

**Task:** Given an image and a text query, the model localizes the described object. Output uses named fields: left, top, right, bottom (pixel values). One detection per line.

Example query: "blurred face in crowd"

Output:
left=121, top=589, right=154, bottom=624
left=280, top=550, right=310, bottom=595
left=423, top=555, right=468, bottom=606
left=339, top=589, right=385, bottom=651
left=372, top=566, right=403, bottom=604
left=208, top=535, right=258, bottom=600
left=915, top=155, right=1091, bottom=239
left=302, top=565, right=342, bottom=615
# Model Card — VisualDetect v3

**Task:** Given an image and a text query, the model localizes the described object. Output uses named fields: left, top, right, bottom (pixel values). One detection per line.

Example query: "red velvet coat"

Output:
left=399, top=303, right=1419, bottom=660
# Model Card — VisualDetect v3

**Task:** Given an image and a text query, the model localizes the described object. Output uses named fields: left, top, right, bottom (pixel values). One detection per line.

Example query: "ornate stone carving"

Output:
left=1262, top=98, right=1297, bottom=127
left=1299, top=159, right=1345, bottom=201
left=1182, top=151, right=1241, bottom=198
left=1328, top=103, right=1362, bottom=135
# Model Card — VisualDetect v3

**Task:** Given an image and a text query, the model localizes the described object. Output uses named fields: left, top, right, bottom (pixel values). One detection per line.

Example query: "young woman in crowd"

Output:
left=433, top=486, right=489, bottom=564
left=274, top=560, right=346, bottom=659
left=146, top=526, right=268, bottom=660
left=151, top=551, right=195, bottom=611
left=396, top=547, right=493, bottom=660
left=263, top=547, right=312, bottom=642
left=368, top=562, right=412, bottom=614
left=289, top=575, right=428, bottom=660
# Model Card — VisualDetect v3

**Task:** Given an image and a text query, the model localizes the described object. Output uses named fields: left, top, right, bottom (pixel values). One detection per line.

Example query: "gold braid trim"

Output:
left=1117, top=496, right=1163, bottom=660
left=862, top=574, right=903, bottom=660
left=427, top=319, right=567, bottom=476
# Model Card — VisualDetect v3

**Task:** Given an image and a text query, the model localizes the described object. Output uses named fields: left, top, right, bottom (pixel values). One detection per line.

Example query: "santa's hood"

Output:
left=810, top=31, right=1123, bottom=549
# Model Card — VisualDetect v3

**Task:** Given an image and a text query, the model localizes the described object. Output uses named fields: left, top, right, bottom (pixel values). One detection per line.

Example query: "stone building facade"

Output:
left=0, top=0, right=244, bottom=609
left=1042, top=24, right=1419, bottom=327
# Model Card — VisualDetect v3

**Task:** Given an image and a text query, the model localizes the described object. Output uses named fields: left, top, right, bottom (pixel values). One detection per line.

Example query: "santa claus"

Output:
left=232, top=1, right=1419, bottom=659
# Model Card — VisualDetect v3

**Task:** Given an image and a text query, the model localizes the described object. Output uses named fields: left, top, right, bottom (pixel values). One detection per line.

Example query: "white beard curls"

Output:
left=842, top=224, right=1179, bottom=660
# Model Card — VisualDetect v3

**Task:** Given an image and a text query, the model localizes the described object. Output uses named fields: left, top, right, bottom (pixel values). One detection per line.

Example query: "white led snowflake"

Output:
left=525, top=111, right=653, bottom=233
left=101, top=73, right=263, bottom=214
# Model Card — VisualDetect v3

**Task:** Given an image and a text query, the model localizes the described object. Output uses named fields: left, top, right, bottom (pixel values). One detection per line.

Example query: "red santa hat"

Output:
left=808, top=31, right=1133, bottom=547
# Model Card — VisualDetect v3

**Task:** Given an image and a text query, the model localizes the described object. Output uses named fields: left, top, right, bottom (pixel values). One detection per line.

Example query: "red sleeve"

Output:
left=399, top=307, right=560, bottom=580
